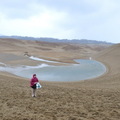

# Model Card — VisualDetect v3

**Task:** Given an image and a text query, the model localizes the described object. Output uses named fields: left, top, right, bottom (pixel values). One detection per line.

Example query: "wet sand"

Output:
left=0, top=39, right=120, bottom=120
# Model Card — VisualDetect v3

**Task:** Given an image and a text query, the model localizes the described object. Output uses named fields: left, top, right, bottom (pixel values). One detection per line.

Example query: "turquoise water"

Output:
left=14, top=59, right=106, bottom=82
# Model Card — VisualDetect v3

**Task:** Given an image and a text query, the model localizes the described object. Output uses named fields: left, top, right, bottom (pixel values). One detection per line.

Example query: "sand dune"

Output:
left=94, top=43, right=120, bottom=75
left=0, top=38, right=120, bottom=120
left=0, top=38, right=109, bottom=64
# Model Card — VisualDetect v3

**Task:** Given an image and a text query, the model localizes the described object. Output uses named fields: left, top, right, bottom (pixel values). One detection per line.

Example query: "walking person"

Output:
left=30, top=74, right=40, bottom=97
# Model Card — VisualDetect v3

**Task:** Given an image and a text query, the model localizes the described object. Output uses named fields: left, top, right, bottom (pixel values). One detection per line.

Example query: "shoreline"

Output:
left=0, top=56, right=107, bottom=82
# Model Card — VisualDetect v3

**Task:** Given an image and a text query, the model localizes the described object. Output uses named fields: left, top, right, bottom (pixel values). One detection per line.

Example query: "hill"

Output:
left=94, top=43, right=120, bottom=75
left=0, top=35, right=113, bottom=45
left=0, top=38, right=110, bottom=65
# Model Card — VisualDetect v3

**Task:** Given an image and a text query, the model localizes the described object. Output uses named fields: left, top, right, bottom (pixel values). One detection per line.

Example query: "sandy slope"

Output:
left=0, top=38, right=109, bottom=64
left=0, top=39, right=120, bottom=120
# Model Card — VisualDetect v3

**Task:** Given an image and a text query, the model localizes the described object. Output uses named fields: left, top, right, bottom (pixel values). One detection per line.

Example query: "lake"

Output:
left=8, top=59, right=106, bottom=82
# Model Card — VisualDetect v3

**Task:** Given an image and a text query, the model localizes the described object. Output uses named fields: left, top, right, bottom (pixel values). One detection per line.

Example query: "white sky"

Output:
left=0, top=0, right=120, bottom=43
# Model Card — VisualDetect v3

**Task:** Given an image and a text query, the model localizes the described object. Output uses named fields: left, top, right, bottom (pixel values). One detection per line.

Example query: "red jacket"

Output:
left=30, top=76, right=39, bottom=86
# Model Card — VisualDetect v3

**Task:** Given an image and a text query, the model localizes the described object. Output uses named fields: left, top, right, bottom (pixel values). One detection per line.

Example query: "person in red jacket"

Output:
left=30, top=74, right=39, bottom=97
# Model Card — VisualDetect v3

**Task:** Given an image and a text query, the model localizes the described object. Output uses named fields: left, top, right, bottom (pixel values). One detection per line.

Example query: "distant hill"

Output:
left=0, top=35, right=113, bottom=45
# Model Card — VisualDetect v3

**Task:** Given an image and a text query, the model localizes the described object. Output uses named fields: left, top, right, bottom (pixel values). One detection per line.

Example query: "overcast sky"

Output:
left=0, top=0, right=120, bottom=43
